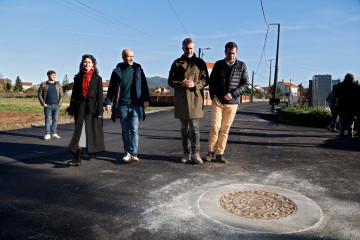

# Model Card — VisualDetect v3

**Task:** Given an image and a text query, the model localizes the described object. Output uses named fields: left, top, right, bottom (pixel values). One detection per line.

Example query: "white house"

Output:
left=22, top=82, right=33, bottom=91
left=277, top=81, right=298, bottom=96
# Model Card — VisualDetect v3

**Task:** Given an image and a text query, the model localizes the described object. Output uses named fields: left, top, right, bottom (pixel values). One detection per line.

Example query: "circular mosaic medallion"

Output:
left=199, top=184, right=322, bottom=233
left=220, top=190, right=297, bottom=220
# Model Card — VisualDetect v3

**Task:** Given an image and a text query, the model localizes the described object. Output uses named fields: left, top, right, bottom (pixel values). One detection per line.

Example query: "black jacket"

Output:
left=335, top=80, right=360, bottom=114
left=209, top=59, right=249, bottom=104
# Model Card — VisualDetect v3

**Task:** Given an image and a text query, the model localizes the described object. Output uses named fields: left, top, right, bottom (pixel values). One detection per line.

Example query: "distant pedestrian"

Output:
left=67, top=54, right=105, bottom=166
left=105, top=49, right=150, bottom=163
left=335, top=73, right=360, bottom=137
left=205, top=42, right=249, bottom=163
left=326, top=84, right=339, bottom=132
left=168, top=38, right=209, bottom=164
left=38, top=70, right=63, bottom=140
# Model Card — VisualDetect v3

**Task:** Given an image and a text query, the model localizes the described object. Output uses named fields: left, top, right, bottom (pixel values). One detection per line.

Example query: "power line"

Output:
left=72, top=0, right=158, bottom=38
left=167, top=0, right=189, bottom=35
left=254, top=0, right=270, bottom=76
left=255, top=25, right=269, bottom=75
left=56, top=0, right=178, bottom=47
left=260, top=0, right=268, bottom=26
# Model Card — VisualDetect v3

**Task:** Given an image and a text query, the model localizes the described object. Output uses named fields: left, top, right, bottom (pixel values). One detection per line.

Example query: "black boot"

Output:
left=68, top=148, right=82, bottom=166
left=88, top=153, right=96, bottom=161
left=213, top=154, right=228, bottom=164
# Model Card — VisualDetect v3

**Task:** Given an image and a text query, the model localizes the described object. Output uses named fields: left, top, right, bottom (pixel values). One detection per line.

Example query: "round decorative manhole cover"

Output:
left=198, top=184, right=323, bottom=233
left=220, top=190, right=297, bottom=220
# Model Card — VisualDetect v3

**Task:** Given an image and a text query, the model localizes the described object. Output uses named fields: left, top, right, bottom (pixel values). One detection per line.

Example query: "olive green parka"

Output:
left=168, top=54, right=209, bottom=120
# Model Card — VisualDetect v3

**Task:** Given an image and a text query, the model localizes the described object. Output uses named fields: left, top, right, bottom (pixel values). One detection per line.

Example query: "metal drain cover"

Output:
left=198, top=184, right=322, bottom=233
left=220, top=190, right=297, bottom=220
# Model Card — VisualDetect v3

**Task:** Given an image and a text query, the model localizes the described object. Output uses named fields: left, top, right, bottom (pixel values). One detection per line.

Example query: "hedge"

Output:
left=278, top=106, right=331, bottom=128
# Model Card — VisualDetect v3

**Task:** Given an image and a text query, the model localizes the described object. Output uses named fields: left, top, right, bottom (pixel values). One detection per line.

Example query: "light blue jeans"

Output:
left=119, top=105, right=140, bottom=155
left=44, top=105, right=59, bottom=135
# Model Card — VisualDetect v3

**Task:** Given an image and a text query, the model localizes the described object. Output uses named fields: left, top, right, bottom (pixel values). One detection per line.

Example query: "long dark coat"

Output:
left=67, top=72, right=105, bottom=153
left=168, top=54, right=209, bottom=120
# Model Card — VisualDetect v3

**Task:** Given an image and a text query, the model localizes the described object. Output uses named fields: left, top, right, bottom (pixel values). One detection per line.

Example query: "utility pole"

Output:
left=251, top=71, right=254, bottom=103
left=269, top=23, right=280, bottom=113
left=288, top=79, right=291, bottom=107
left=198, top=47, right=211, bottom=59
left=268, top=59, right=275, bottom=89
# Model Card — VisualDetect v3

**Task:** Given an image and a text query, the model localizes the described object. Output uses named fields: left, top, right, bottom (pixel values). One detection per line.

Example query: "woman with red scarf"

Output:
left=67, top=54, right=105, bottom=166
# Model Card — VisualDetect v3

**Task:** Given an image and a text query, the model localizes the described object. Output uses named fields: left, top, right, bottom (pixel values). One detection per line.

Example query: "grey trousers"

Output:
left=180, top=119, right=200, bottom=153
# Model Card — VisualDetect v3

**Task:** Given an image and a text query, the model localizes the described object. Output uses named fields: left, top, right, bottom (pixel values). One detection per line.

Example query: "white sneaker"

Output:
left=44, top=134, right=51, bottom=140
left=51, top=133, right=61, bottom=139
left=122, top=152, right=131, bottom=162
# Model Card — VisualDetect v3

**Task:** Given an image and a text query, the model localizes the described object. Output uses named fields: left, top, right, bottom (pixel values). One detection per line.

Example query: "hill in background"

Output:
left=146, top=76, right=168, bottom=88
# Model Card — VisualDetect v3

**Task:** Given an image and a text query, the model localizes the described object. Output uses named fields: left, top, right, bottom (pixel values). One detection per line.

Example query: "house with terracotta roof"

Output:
left=22, top=82, right=33, bottom=91
left=253, top=85, right=265, bottom=93
left=205, top=62, right=214, bottom=76
left=277, top=81, right=298, bottom=96
left=102, top=82, right=109, bottom=93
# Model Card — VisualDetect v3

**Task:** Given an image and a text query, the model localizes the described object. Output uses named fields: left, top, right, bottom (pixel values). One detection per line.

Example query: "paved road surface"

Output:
left=0, top=102, right=359, bottom=240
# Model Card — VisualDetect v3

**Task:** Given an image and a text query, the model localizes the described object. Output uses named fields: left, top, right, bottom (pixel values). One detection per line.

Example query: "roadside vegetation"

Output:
left=0, top=96, right=173, bottom=131
left=0, top=97, right=70, bottom=115
left=278, top=106, right=331, bottom=128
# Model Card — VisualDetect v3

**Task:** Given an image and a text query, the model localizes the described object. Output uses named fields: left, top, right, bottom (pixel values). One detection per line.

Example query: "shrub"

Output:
left=278, top=106, right=331, bottom=128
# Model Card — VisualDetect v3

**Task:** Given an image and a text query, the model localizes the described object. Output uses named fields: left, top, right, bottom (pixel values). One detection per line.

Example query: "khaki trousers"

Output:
left=208, top=103, right=238, bottom=155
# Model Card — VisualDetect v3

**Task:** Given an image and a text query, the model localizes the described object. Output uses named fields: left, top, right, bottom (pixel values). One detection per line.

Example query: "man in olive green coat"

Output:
left=168, top=38, right=209, bottom=164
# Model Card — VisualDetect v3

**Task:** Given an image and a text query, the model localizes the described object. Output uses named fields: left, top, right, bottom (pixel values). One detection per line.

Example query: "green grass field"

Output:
left=0, top=97, right=172, bottom=114
left=0, top=97, right=71, bottom=114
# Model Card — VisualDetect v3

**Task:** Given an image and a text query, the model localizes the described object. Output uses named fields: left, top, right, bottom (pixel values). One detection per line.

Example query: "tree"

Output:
left=62, top=74, right=69, bottom=86
left=6, top=81, right=12, bottom=91
left=62, top=82, right=74, bottom=93
left=13, top=76, right=24, bottom=92
left=62, top=74, right=74, bottom=92
left=25, top=87, right=37, bottom=93
left=0, top=78, right=12, bottom=91
left=269, top=84, right=283, bottom=98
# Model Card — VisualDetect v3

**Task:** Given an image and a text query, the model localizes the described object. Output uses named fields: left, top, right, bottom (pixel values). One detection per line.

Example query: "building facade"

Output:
left=310, top=74, right=332, bottom=108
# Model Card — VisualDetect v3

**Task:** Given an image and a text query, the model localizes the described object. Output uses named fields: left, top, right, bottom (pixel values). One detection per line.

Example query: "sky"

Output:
left=0, top=0, right=359, bottom=88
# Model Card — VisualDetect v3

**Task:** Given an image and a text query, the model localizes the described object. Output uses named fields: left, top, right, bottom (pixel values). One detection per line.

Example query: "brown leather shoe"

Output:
left=213, top=155, right=228, bottom=164
left=181, top=153, right=190, bottom=163
left=191, top=152, right=203, bottom=164
left=204, top=151, right=214, bottom=162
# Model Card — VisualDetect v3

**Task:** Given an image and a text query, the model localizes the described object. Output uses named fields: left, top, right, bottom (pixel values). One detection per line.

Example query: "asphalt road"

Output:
left=0, top=102, right=359, bottom=240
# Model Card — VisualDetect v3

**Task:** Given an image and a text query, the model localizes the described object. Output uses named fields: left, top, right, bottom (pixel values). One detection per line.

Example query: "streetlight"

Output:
left=268, top=23, right=280, bottom=113
left=198, top=47, right=211, bottom=59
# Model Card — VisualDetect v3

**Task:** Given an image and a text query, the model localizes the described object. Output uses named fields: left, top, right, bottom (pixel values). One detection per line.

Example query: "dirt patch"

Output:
left=0, top=111, right=113, bottom=131
left=0, top=111, right=74, bottom=131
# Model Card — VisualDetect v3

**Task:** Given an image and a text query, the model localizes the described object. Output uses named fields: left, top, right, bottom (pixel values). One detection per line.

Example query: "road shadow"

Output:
left=319, top=136, right=360, bottom=152
left=0, top=163, right=143, bottom=240
left=0, top=127, right=44, bottom=139
left=236, top=109, right=275, bottom=121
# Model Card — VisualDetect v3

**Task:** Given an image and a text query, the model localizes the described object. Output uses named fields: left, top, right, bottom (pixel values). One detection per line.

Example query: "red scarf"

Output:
left=82, top=68, right=94, bottom=97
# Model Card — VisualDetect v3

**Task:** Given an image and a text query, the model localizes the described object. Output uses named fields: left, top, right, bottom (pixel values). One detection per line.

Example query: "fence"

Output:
left=0, top=92, right=37, bottom=98
left=150, top=93, right=252, bottom=106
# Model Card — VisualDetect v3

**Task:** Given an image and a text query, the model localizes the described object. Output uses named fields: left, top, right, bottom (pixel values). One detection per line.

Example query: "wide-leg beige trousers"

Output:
left=208, top=103, right=238, bottom=155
